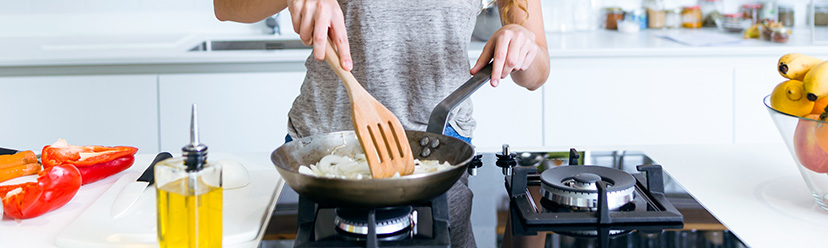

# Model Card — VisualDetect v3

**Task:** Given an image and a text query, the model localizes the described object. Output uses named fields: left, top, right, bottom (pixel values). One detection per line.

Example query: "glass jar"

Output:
left=665, top=8, right=682, bottom=29
left=816, top=4, right=828, bottom=26
left=700, top=0, right=724, bottom=27
left=778, top=5, right=793, bottom=27
left=719, top=13, right=750, bottom=32
left=645, top=0, right=665, bottom=28
left=760, top=0, right=777, bottom=21
left=741, top=4, right=762, bottom=24
left=604, top=7, right=624, bottom=30
left=681, top=6, right=703, bottom=28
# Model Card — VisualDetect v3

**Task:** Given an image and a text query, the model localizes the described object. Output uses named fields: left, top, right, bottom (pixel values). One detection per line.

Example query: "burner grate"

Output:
left=507, top=164, right=684, bottom=229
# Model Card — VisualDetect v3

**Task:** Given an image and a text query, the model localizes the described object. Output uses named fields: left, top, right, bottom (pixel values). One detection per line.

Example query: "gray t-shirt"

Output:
left=287, top=0, right=482, bottom=140
left=286, top=1, right=483, bottom=247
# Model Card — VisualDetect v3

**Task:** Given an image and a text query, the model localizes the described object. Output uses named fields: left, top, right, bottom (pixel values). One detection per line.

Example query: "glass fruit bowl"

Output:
left=765, top=95, right=828, bottom=211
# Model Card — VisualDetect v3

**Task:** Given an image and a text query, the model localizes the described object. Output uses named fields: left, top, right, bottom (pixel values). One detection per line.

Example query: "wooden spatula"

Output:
left=322, top=40, right=415, bottom=178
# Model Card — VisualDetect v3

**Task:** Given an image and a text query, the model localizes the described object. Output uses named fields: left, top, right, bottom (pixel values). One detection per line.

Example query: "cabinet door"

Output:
left=470, top=77, right=544, bottom=150
left=0, top=75, right=158, bottom=151
left=159, top=72, right=304, bottom=153
left=543, top=58, right=733, bottom=146
left=734, top=57, right=796, bottom=143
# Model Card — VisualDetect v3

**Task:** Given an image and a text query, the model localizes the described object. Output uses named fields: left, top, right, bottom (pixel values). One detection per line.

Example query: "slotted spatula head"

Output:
left=322, top=40, right=415, bottom=178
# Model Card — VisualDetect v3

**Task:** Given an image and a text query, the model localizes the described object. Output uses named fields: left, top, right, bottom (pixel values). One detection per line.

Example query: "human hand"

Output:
left=470, top=24, right=539, bottom=87
left=287, top=0, right=352, bottom=70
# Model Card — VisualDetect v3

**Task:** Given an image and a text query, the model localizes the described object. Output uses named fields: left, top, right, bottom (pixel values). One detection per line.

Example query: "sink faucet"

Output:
left=265, top=13, right=280, bottom=35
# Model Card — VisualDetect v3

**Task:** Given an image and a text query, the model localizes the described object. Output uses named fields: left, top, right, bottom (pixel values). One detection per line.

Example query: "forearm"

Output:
left=498, top=0, right=550, bottom=91
left=214, top=0, right=288, bottom=23
left=510, top=48, right=549, bottom=91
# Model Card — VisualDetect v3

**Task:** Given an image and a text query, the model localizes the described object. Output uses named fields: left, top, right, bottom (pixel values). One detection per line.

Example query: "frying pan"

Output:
left=271, top=64, right=493, bottom=208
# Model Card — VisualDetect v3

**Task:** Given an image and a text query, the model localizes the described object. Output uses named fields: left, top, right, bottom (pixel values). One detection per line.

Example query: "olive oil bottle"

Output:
left=156, top=104, right=223, bottom=248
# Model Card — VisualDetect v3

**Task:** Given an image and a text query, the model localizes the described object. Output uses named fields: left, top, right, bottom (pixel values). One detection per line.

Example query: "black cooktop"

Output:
left=263, top=148, right=748, bottom=248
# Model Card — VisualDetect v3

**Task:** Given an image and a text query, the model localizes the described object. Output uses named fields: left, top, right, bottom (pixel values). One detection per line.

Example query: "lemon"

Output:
left=771, top=80, right=816, bottom=116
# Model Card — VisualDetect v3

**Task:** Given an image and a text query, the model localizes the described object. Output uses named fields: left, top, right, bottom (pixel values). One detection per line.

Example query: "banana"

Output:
left=779, top=53, right=823, bottom=81
left=771, top=79, right=814, bottom=116
left=804, top=60, right=828, bottom=101
left=744, top=24, right=759, bottom=39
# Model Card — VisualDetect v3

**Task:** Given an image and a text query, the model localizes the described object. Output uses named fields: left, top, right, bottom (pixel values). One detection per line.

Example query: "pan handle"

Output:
left=426, top=63, right=493, bottom=134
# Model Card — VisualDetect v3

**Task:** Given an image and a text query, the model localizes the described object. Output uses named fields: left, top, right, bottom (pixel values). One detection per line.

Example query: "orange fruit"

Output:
left=812, top=96, right=828, bottom=115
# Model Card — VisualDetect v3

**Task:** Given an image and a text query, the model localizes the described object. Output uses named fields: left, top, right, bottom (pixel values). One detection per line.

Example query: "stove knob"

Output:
left=495, top=144, right=517, bottom=176
left=467, top=153, right=483, bottom=176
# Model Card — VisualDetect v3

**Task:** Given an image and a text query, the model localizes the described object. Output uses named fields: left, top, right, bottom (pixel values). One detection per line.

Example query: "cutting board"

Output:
left=55, top=153, right=284, bottom=248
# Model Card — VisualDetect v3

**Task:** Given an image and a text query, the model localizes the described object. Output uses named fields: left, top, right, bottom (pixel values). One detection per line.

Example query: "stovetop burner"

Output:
left=504, top=148, right=684, bottom=248
left=540, top=165, right=636, bottom=210
left=293, top=193, right=450, bottom=248
left=335, top=206, right=414, bottom=236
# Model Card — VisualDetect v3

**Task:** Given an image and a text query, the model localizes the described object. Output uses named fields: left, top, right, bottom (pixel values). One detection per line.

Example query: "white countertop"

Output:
left=4, top=28, right=828, bottom=68
left=642, top=142, right=826, bottom=248
left=0, top=152, right=284, bottom=248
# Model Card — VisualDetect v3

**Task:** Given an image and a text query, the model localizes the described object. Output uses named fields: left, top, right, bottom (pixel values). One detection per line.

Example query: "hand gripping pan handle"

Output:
left=426, top=63, right=493, bottom=134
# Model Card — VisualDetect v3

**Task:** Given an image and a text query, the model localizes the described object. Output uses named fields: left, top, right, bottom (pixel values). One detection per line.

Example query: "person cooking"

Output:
left=214, top=0, right=549, bottom=246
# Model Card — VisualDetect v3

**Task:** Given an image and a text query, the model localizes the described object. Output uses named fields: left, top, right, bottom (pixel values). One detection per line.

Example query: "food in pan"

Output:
left=298, top=153, right=454, bottom=179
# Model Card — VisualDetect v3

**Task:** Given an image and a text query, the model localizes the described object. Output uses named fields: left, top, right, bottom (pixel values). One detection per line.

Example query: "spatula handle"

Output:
left=323, top=39, right=361, bottom=93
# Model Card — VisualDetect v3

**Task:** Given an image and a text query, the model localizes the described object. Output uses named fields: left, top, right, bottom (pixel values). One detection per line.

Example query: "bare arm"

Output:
left=497, top=0, right=549, bottom=91
left=471, top=0, right=550, bottom=91
left=214, top=0, right=288, bottom=23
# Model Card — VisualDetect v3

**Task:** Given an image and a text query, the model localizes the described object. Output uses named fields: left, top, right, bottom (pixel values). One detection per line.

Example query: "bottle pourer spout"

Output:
left=190, top=104, right=200, bottom=146
left=183, top=104, right=208, bottom=171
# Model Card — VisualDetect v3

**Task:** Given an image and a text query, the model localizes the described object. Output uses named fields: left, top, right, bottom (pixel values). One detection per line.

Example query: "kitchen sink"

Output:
left=188, top=39, right=308, bottom=52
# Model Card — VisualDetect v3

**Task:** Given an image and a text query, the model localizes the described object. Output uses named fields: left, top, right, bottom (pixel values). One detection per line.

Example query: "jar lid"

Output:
left=742, top=4, right=762, bottom=9
left=683, top=5, right=700, bottom=10
left=724, top=13, right=743, bottom=18
left=605, top=7, right=623, bottom=11
left=778, top=4, right=793, bottom=10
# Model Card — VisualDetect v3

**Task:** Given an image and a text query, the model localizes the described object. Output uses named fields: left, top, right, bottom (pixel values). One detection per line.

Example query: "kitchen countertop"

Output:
left=640, top=142, right=826, bottom=248
left=3, top=28, right=828, bottom=68
left=0, top=152, right=284, bottom=248
left=0, top=142, right=820, bottom=247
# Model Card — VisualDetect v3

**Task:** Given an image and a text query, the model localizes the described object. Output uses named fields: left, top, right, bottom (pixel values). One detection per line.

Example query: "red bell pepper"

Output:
left=0, top=164, right=82, bottom=219
left=41, top=139, right=138, bottom=185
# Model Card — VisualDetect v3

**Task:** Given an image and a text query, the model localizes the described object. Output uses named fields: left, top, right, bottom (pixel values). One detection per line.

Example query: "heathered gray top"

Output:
left=287, top=0, right=483, bottom=140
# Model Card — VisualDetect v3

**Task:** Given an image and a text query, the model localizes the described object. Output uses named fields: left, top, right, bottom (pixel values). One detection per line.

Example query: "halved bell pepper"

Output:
left=41, top=139, right=138, bottom=185
left=0, top=164, right=82, bottom=219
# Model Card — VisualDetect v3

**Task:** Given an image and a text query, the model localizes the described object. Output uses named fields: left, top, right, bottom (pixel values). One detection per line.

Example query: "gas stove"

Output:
left=486, top=145, right=747, bottom=247
left=267, top=146, right=748, bottom=248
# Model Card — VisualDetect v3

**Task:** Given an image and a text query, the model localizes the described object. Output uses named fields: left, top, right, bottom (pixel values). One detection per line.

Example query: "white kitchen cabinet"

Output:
left=733, top=56, right=788, bottom=144
left=0, top=75, right=158, bottom=152
left=470, top=76, right=544, bottom=150
left=543, top=57, right=734, bottom=146
left=158, top=72, right=304, bottom=154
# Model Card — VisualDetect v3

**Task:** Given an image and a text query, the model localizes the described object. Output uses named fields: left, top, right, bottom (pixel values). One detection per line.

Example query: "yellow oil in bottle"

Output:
left=156, top=176, right=222, bottom=248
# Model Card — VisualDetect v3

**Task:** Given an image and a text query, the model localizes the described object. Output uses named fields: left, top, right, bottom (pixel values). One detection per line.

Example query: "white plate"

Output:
left=55, top=153, right=284, bottom=248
